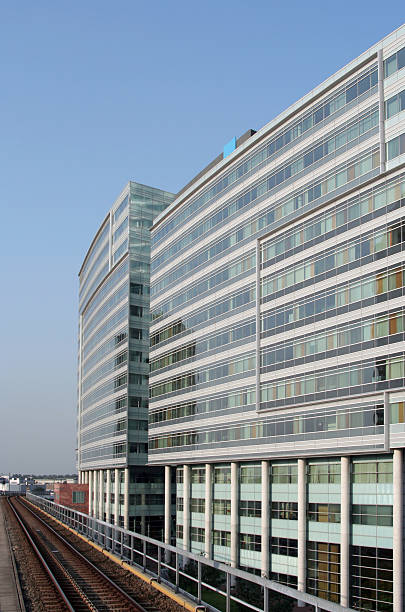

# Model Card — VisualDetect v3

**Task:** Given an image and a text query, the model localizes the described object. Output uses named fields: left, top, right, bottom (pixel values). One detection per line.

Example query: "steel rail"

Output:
left=6, top=497, right=74, bottom=612
left=12, top=496, right=152, bottom=612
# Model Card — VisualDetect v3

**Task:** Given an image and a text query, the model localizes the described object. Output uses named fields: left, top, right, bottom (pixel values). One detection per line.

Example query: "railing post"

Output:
left=226, top=571, right=231, bottom=612
left=264, top=586, right=269, bottom=612
left=197, top=560, right=202, bottom=602
left=175, top=553, right=179, bottom=592
left=143, top=539, right=146, bottom=570
left=158, top=546, right=162, bottom=580
left=131, top=534, right=134, bottom=565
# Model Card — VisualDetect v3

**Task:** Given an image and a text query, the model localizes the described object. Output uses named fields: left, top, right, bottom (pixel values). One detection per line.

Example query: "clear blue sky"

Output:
left=0, top=1, right=403, bottom=474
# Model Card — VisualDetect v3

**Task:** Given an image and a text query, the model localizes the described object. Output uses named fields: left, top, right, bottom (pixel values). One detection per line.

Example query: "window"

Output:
left=176, top=524, right=183, bottom=539
left=72, top=491, right=85, bottom=504
left=191, top=468, right=205, bottom=483
left=190, top=498, right=205, bottom=513
left=352, top=546, right=393, bottom=610
left=271, top=537, right=298, bottom=557
left=190, top=527, right=205, bottom=542
left=271, top=463, right=298, bottom=483
left=213, top=499, right=231, bottom=515
left=213, top=530, right=231, bottom=547
left=308, top=462, right=341, bottom=484
left=352, top=460, right=393, bottom=483
left=307, top=541, right=340, bottom=603
left=240, top=500, right=261, bottom=517
left=240, top=533, right=261, bottom=551
left=308, top=503, right=341, bottom=523
left=352, top=504, right=393, bottom=526
left=214, top=466, right=231, bottom=484
left=271, top=501, right=298, bottom=520
left=240, top=465, right=261, bottom=484
left=176, top=468, right=184, bottom=483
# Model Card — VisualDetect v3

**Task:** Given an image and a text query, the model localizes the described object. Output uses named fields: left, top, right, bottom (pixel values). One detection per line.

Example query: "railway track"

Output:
left=7, top=496, right=157, bottom=611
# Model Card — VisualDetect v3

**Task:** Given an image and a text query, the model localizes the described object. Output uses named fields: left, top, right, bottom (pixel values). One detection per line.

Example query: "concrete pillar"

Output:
left=164, top=466, right=171, bottom=545
left=340, top=456, right=350, bottom=608
left=183, top=464, right=190, bottom=551
left=230, top=462, right=239, bottom=568
left=105, top=469, right=111, bottom=523
left=98, top=470, right=104, bottom=520
left=93, top=470, right=99, bottom=519
left=114, top=468, right=119, bottom=526
left=261, top=460, right=270, bottom=577
left=205, top=464, right=212, bottom=557
left=393, top=449, right=403, bottom=612
left=88, top=471, right=93, bottom=515
left=124, top=467, right=129, bottom=530
left=297, top=459, right=306, bottom=604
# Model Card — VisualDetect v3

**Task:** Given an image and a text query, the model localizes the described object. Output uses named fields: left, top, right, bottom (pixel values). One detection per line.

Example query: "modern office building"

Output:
left=149, top=26, right=405, bottom=611
left=77, top=181, right=174, bottom=536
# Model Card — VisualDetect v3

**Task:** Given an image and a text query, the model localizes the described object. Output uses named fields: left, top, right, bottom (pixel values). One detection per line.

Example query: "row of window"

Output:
left=149, top=388, right=254, bottom=424
left=82, top=329, right=127, bottom=379
left=113, top=194, right=128, bottom=224
left=149, top=355, right=255, bottom=399
left=80, top=221, right=110, bottom=288
left=150, top=321, right=255, bottom=373
left=261, top=219, right=405, bottom=299
left=80, top=418, right=126, bottom=446
left=80, top=441, right=127, bottom=462
left=82, top=260, right=128, bottom=329
left=152, top=147, right=380, bottom=321
left=174, top=460, right=391, bottom=485
left=261, top=309, right=405, bottom=370
left=113, top=238, right=128, bottom=264
left=80, top=262, right=109, bottom=314
left=82, top=372, right=127, bottom=412
left=261, top=172, right=405, bottom=265
left=83, top=304, right=127, bottom=361
left=79, top=241, right=110, bottom=304
left=82, top=350, right=127, bottom=395
left=152, top=64, right=378, bottom=253
left=149, top=403, right=385, bottom=450
left=113, top=216, right=128, bottom=243
left=386, top=132, right=405, bottom=161
left=262, top=263, right=405, bottom=334
left=260, top=354, right=405, bottom=406
left=385, top=87, right=405, bottom=119
left=152, top=107, right=378, bottom=295
left=152, top=252, right=255, bottom=321
left=81, top=395, right=127, bottom=429
left=150, top=286, right=254, bottom=347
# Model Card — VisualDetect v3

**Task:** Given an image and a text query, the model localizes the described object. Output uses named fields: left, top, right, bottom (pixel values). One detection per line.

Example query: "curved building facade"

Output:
left=78, top=181, right=174, bottom=535
left=149, top=27, right=405, bottom=611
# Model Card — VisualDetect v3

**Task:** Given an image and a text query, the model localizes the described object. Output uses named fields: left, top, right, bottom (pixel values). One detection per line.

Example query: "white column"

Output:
left=88, top=471, right=93, bottom=515
left=183, top=465, right=190, bottom=551
left=124, top=467, right=129, bottom=530
left=340, top=456, right=350, bottom=608
left=84, top=471, right=89, bottom=484
left=99, top=470, right=104, bottom=520
left=105, top=469, right=111, bottom=523
left=231, top=462, right=239, bottom=568
left=114, top=468, right=119, bottom=526
left=261, top=460, right=269, bottom=577
left=297, top=459, right=306, bottom=604
left=205, top=464, right=212, bottom=557
left=393, top=449, right=403, bottom=612
left=93, top=470, right=99, bottom=519
left=164, top=466, right=171, bottom=545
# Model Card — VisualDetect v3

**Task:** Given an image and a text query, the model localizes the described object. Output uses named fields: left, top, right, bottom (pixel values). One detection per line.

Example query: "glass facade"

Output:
left=78, top=181, right=174, bottom=529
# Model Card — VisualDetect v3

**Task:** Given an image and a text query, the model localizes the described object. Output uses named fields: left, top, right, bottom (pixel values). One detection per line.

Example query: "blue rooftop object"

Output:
left=223, top=136, right=236, bottom=158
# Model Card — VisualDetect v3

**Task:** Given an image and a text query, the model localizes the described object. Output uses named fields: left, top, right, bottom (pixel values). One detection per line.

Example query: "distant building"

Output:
left=77, top=182, right=174, bottom=536
left=54, top=483, right=89, bottom=514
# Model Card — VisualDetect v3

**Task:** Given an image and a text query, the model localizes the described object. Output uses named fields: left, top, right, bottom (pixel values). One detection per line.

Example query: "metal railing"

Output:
left=26, top=493, right=354, bottom=612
